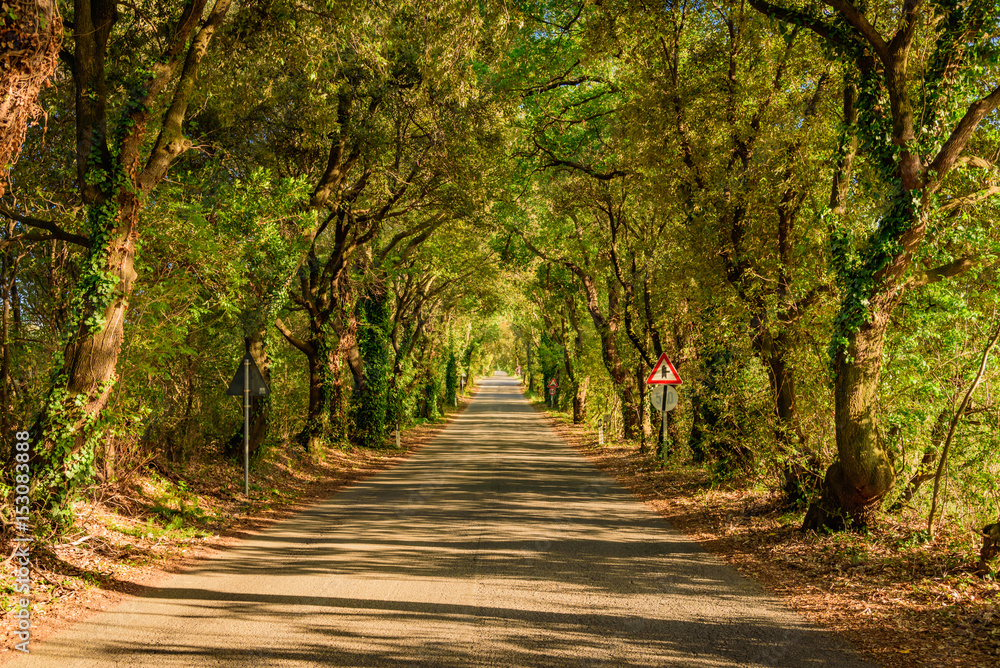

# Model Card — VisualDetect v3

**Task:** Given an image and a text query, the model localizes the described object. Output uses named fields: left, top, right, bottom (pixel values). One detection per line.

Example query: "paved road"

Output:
left=14, top=375, right=873, bottom=667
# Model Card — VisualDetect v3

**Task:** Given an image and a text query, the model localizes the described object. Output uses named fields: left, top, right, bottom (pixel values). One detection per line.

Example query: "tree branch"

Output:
left=747, top=0, right=852, bottom=51
left=928, top=85, right=1000, bottom=189
left=532, top=138, right=627, bottom=180
left=887, top=0, right=922, bottom=59
left=824, top=0, right=889, bottom=61
left=140, top=0, right=233, bottom=191
left=0, top=209, right=91, bottom=247
left=906, top=256, right=975, bottom=290
left=274, top=318, right=315, bottom=356
left=940, top=185, right=1000, bottom=213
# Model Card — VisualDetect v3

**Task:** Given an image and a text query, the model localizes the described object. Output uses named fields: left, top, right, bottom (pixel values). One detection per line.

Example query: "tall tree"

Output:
left=28, top=0, right=232, bottom=524
left=752, top=0, right=1000, bottom=529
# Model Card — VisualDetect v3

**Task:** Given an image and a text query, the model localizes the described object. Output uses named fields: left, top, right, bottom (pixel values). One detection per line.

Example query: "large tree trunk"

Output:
left=804, top=306, right=897, bottom=530
left=32, top=196, right=138, bottom=495
left=352, top=284, right=390, bottom=448
left=30, top=0, right=230, bottom=526
left=298, top=345, right=330, bottom=451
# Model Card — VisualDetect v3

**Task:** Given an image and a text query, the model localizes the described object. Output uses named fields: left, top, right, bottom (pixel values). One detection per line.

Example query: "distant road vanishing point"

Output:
left=12, top=374, right=874, bottom=667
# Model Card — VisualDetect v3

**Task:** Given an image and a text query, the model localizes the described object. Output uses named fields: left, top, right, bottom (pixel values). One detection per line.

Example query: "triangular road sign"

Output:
left=226, top=353, right=270, bottom=397
left=645, top=353, right=682, bottom=385
left=548, top=378, right=558, bottom=388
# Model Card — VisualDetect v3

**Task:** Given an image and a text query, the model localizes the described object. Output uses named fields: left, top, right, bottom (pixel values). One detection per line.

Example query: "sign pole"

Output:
left=225, top=347, right=269, bottom=497
left=244, top=356, right=250, bottom=497
left=659, top=383, right=667, bottom=445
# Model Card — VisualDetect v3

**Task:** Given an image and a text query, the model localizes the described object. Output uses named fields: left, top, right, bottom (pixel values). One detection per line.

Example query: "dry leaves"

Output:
left=540, top=408, right=1000, bottom=668
left=0, top=398, right=471, bottom=662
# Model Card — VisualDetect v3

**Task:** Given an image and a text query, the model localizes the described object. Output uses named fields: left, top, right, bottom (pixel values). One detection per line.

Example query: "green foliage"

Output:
left=424, top=367, right=441, bottom=421
left=3, top=0, right=1000, bottom=554
left=353, top=287, right=392, bottom=448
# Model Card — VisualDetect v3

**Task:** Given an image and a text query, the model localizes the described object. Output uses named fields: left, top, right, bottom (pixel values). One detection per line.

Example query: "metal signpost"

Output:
left=226, top=349, right=270, bottom=496
left=547, top=378, right=558, bottom=408
left=645, top=353, right=683, bottom=446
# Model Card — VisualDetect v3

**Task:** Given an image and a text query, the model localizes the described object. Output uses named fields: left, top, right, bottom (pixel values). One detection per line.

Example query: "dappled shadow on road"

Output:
left=27, top=596, right=846, bottom=667
left=19, top=379, right=870, bottom=668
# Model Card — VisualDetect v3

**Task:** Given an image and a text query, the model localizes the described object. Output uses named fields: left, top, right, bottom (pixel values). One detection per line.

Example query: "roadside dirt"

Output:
left=0, top=393, right=475, bottom=662
left=536, top=406, right=1000, bottom=668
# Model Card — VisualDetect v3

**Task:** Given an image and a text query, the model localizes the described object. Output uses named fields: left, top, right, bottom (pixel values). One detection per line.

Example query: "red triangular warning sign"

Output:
left=645, top=353, right=682, bottom=385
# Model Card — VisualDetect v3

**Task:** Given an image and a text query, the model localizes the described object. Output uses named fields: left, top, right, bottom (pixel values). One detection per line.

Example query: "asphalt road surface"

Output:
left=14, top=375, right=874, bottom=667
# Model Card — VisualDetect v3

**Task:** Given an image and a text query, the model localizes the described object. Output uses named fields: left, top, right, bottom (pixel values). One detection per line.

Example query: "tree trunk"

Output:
left=573, top=376, right=589, bottom=424
left=32, top=196, right=140, bottom=519
left=352, top=285, right=390, bottom=448
left=297, top=345, right=330, bottom=451
left=329, top=346, right=350, bottom=442
left=761, top=343, right=820, bottom=504
left=636, top=365, right=648, bottom=453
left=30, top=0, right=230, bottom=526
left=225, top=335, right=271, bottom=459
left=804, top=310, right=896, bottom=530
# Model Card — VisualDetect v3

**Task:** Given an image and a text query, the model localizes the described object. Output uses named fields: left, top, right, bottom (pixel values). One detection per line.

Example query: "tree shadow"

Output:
left=16, top=379, right=873, bottom=668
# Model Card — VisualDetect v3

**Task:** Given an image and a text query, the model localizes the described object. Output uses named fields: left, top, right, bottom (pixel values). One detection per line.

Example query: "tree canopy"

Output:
left=1, top=0, right=999, bottom=551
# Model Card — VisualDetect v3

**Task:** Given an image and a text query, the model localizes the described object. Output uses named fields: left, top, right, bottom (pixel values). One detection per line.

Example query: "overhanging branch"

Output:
left=0, top=209, right=91, bottom=247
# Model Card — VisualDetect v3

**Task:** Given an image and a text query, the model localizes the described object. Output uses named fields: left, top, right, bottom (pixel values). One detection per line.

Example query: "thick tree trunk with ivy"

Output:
left=387, top=320, right=418, bottom=431
left=751, top=0, right=1000, bottom=531
left=32, top=195, right=141, bottom=521
left=29, top=0, right=231, bottom=524
left=352, top=285, right=391, bottom=448
left=300, top=345, right=331, bottom=451
left=805, top=301, right=898, bottom=530
left=445, top=348, right=458, bottom=408
left=421, top=362, right=441, bottom=420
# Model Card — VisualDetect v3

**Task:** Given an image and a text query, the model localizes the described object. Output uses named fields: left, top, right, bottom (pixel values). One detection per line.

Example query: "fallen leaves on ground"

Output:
left=539, top=406, right=1000, bottom=668
left=0, top=395, right=474, bottom=662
